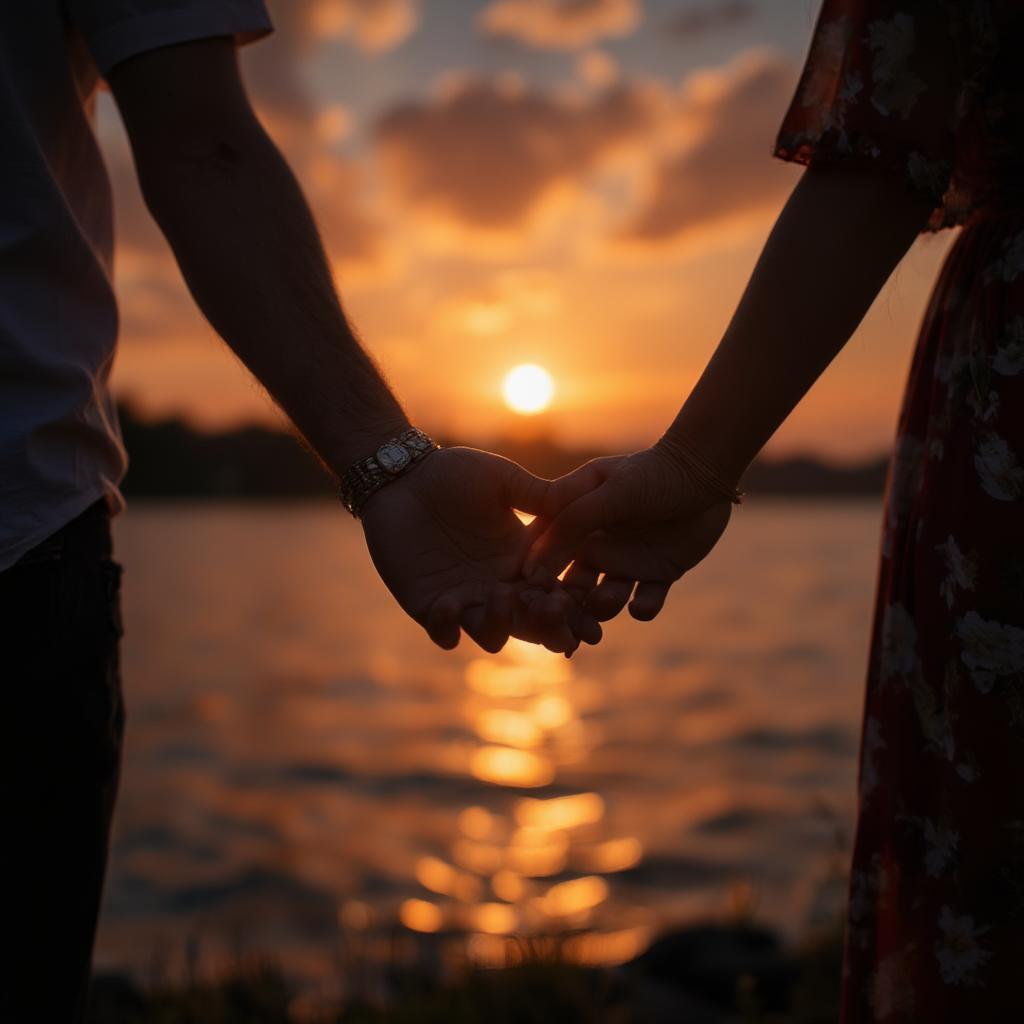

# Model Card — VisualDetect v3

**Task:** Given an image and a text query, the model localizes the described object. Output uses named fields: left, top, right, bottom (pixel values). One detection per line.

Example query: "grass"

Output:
left=86, top=919, right=845, bottom=1024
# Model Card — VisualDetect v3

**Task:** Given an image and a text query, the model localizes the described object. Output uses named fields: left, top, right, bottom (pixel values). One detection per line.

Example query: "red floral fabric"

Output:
left=776, top=2, right=1024, bottom=1019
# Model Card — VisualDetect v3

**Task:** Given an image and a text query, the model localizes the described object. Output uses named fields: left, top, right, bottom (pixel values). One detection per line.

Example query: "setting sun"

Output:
left=502, top=364, right=555, bottom=415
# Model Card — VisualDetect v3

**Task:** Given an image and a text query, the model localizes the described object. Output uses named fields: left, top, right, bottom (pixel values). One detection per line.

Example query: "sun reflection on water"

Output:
left=466, top=902, right=519, bottom=935
left=469, top=746, right=554, bottom=787
left=452, top=838, right=505, bottom=875
left=535, top=875, right=609, bottom=918
left=574, top=836, right=644, bottom=873
left=399, top=637, right=649, bottom=965
left=490, top=869, right=529, bottom=902
left=414, top=856, right=483, bottom=902
left=457, top=805, right=504, bottom=841
left=399, top=898, right=444, bottom=933
left=515, top=792, right=605, bottom=830
left=474, top=708, right=543, bottom=747
left=505, top=829, right=568, bottom=877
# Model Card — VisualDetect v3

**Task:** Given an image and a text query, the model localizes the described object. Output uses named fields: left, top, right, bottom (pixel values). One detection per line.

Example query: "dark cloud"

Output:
left=238, top=0, right=419, bottom=143
left=373, top=50, right=800, bottom=249
left=373, top=76, right=662, bottom=233
left=619, top=51, right=798, bottom=244
left=479, top=0, right=642, bottom=50
left=667, top=0, right=754, bottom=38
left=238, top=0, right=419, bottom=130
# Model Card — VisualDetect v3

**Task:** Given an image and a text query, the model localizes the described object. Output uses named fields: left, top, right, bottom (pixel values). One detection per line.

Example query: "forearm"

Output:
left=665, top=164, right=933, bottom=484
left=134, top=114, right=406, bottom=475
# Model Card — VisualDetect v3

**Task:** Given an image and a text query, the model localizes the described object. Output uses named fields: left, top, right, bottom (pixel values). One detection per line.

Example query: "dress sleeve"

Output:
left=65, top=0, right=273, bottom=77
left=774, top=0, right=987, bottom=229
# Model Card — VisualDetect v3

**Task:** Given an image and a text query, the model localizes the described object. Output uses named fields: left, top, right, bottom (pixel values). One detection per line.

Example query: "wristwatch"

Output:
left=338, top=427, right=439, bottom=517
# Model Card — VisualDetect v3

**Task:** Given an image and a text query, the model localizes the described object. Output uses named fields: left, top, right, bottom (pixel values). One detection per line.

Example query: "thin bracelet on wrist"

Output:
left=658, top=434, right=745, bottom=505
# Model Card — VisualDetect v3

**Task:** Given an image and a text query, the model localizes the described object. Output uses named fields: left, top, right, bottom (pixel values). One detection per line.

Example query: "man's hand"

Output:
left=525, top=448, right=732, bottom=622
left=361, top=447, right=602, bottom=654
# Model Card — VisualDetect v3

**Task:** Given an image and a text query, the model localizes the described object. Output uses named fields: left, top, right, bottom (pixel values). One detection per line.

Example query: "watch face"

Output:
left=377, top=442, right=411, bottom=474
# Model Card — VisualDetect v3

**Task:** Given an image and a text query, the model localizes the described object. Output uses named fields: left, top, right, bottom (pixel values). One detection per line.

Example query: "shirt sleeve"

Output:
left=773, top=0, right=987, bottom=228
left=65, top=0, right=273, bottom=76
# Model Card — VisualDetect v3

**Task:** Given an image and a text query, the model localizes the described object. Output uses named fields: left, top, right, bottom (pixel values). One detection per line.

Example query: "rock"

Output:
left=627, top=923, right=799, bottom=1013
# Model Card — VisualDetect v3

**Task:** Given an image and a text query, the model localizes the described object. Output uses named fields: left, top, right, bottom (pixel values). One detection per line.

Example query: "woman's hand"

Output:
left=525, top=446, right=733, bottom=622
left=360, top=446, right=602, bottom=654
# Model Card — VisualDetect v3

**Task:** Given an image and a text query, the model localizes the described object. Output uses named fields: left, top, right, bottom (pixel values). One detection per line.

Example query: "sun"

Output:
left=502, top=364, right=555, bottom=415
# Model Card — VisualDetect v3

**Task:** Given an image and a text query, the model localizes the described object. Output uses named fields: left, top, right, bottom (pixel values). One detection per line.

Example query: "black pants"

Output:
left=0, top=502, right=124, bottom=1023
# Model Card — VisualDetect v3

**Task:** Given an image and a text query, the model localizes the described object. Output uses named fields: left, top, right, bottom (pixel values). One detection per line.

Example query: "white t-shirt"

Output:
left=0, top=1, right=271, bottom=570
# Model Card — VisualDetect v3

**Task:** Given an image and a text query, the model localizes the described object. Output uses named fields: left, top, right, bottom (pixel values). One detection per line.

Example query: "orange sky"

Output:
left=98, top=0, right=959, bottom=460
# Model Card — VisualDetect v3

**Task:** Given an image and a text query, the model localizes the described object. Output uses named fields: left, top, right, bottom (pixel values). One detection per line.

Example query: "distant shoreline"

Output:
left=118, top=405, right=890, bottom=500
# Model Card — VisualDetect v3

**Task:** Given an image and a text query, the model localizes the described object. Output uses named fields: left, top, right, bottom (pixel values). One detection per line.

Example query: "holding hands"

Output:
left=362, top=440, right=735, bottom=654
left=360, top=445, right=604, bottom=656
left=528, top=445, right=734, bottom=624
left=106, top=38, right=926, bottom=662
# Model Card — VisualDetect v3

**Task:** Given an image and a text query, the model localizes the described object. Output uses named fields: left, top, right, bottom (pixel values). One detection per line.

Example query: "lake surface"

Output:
left=95, top=500, right=882, bottom=986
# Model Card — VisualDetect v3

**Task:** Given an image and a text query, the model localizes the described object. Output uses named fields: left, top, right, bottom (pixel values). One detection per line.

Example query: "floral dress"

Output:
left=775, top=1, right=1024, bottom=1018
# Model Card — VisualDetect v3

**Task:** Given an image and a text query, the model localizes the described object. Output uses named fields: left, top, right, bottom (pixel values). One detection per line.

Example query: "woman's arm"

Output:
left=664, top=161, right=934, bottom=484
left=528, top=163, right=935, bottom=613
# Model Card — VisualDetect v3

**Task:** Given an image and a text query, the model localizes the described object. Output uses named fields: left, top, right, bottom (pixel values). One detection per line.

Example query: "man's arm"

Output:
left=106, top=37, right=600, bottom=654
left=107, top=37, right=407, bottom=472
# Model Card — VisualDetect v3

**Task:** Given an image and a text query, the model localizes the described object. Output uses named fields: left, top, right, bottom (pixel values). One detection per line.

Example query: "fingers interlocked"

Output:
left=385, top=444, right=728, bottom=656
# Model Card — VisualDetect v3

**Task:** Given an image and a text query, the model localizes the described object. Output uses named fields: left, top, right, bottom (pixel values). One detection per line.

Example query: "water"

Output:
left=95, top=499, right=881, bottom=983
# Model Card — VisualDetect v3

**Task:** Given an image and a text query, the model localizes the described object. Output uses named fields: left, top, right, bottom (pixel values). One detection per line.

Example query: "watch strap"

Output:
left=339, top=427, right=439, bottom=517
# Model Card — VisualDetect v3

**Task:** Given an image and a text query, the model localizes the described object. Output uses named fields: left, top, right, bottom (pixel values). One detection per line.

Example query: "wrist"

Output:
left=338, top=425, right=439, bottom=517
left=663, top=390, right=757, bottom=489
left=322, top=417, right=413, bottom=479
left=653, top=432, right=744, bottom=506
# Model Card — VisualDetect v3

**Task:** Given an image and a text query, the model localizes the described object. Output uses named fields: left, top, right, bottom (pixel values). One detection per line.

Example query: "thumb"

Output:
left=542, top=456, right=627, bottom=519
left=543, top=463, right=608, bottom=519
left=500, top=458, right=550, bottom=516
left=525, top=486, right=610, bottom=582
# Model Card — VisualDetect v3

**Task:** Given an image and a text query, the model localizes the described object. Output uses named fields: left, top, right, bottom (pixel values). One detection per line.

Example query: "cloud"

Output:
left=242, top=0, right=418, bottom=130
left=576, top=49, right=619, bottom=88
left=263, top=0, right=419, bottom=53
left=618, top=50, right=799, bottom=246
left=235, top=0, right=419, bottom=132
left=373, top=75, right=663, bottom=238
left=667, top=0, right=754, bottom=38
left=434, top=270, right=565, bottom=338
left=373, top=49, right=801, bottom=252
left=479, top=0, right=642, bottom=50
left=303, top=156, right=391, bottom=274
